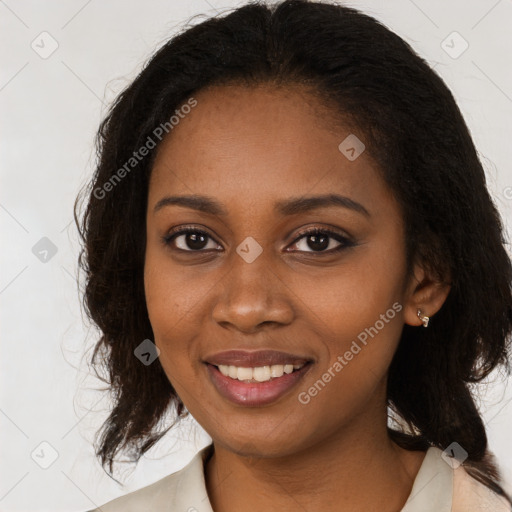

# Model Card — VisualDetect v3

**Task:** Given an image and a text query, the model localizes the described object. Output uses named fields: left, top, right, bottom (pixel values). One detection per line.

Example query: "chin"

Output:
left=205, top=417, right=316, bottom=460
left=216, top=436, right=301, bottom=459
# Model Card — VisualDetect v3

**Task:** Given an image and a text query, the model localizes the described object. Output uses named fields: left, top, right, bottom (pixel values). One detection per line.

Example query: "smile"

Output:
left=205, top=361, right=312, bottom=407
left=216, top=363, right=306, bottom=382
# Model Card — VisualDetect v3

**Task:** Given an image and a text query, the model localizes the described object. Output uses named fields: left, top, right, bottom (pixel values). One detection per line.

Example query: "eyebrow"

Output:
left=153, top=193, right=370, bottom=217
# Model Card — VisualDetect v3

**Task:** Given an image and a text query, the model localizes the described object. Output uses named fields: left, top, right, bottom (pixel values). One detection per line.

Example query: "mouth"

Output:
left=203, top=350, right=314, bottom=406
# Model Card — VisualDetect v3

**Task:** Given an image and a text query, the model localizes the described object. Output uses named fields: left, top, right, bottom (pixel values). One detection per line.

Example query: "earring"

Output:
left=417, top=309, right=430, bottom=327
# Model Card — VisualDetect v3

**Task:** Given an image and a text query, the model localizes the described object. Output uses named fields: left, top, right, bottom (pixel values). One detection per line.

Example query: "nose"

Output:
left=211, top=250, right=294, bottom=333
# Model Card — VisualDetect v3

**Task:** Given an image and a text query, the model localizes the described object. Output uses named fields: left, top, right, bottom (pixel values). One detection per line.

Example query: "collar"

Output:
left=172, top=444, right=215, bottom=512
left=401, top=447, right=453, bottom=511
left=171, top=445, right=452, bottom=512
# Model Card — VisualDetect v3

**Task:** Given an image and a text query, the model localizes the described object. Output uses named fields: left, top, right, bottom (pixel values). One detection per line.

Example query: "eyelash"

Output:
left=161, top=225, right=355, bottom=255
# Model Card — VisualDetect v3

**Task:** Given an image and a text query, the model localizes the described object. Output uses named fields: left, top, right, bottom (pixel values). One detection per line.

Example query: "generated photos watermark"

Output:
left=298, top=301, right=403, bottom=404
left=93, top=96, right=198, bottom=200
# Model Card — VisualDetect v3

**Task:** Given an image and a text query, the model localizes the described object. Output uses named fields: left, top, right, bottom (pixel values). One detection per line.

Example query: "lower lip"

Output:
left=205, top=363, right=312, bottom=407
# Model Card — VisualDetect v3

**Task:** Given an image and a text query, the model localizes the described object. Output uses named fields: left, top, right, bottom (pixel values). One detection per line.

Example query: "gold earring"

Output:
left=417, top=309, right=429, bottom=327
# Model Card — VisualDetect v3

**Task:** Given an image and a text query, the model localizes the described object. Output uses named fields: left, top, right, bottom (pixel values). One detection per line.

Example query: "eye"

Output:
left=162, top=226, right=221, bottom=252
left=288, top=227, right=354, bottom=254
left=162, top=225, right=354, bottom=254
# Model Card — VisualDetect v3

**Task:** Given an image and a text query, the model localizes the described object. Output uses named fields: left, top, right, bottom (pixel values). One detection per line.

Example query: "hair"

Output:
left=75, top=0, right=512, bottom=500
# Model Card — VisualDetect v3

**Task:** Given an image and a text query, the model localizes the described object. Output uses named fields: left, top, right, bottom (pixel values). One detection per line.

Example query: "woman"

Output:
left=76, top=1, right=512, bottom=510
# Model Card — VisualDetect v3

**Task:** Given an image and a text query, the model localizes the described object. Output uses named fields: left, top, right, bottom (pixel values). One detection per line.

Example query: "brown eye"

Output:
left=162, top=227, right=221, bottom=252
left=288, top=228, right=354, bottom=254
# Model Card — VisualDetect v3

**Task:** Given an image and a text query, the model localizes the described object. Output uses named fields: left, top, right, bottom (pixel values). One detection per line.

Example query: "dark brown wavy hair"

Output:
left=74, top=0, right=512, bottom=500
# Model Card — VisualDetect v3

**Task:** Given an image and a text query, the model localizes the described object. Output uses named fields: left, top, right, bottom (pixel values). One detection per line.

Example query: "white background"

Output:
left=1, top=0, right=511, bottom=510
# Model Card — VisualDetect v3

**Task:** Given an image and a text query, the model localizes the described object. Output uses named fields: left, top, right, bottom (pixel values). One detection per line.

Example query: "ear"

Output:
left=402, top=261, right=451, bottom=327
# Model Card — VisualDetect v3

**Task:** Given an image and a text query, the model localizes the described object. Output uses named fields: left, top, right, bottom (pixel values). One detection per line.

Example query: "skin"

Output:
left=144, top=83, right=450, bottom=512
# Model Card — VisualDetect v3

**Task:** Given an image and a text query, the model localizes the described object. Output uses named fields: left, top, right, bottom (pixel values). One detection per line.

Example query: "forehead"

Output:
left=148, top=84, right=392, bottom=218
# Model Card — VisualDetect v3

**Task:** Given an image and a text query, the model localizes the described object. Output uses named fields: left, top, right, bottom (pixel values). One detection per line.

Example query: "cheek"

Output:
left=144, top=244, right=208, bottom=333
left=143, top=251, right=199, bottom=384
left=296, top=242, right=406, bottom=400
left=298, top=248, right=405, bottom=351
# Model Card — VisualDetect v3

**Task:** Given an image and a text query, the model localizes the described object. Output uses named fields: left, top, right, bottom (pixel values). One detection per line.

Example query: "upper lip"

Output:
left=203, top=350, right=313, bottom=367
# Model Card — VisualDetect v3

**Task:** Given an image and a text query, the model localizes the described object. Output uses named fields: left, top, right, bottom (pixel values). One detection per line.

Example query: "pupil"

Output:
left=308, top=234, right=328, bottom=251
left=188, top=232, right=208, bottom=250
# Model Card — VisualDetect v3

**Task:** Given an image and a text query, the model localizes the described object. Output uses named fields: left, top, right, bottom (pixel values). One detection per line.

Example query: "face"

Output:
left=144, top=84, right=418, bottom=458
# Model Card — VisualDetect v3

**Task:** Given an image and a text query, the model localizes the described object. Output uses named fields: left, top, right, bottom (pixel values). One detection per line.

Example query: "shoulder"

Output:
left=452, top=464, right=511, bottom=512
left=401, top=446, right=511, bottom=512
left=88, top=444, right=214, bottom=512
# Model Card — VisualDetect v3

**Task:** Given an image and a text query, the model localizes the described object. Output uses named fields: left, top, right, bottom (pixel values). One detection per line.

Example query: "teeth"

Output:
left=270, top=364, right=284, bottom=378
left=284, top=364, right=294, bottom=374
left=237, top=367, right=253, bottom=381
left=217, top=363, right=306, bottom=382
left=228, top=365, right=238, bottom=379
left=253, top=366, right=271, bottom=382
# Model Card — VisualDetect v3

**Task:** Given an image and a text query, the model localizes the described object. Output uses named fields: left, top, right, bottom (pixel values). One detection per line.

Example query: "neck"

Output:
left=205, top=414, right=425, bottom=512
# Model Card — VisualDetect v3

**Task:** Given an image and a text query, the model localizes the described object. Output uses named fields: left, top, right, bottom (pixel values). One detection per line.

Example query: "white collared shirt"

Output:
left=90, top=445, right=511, bottom=511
